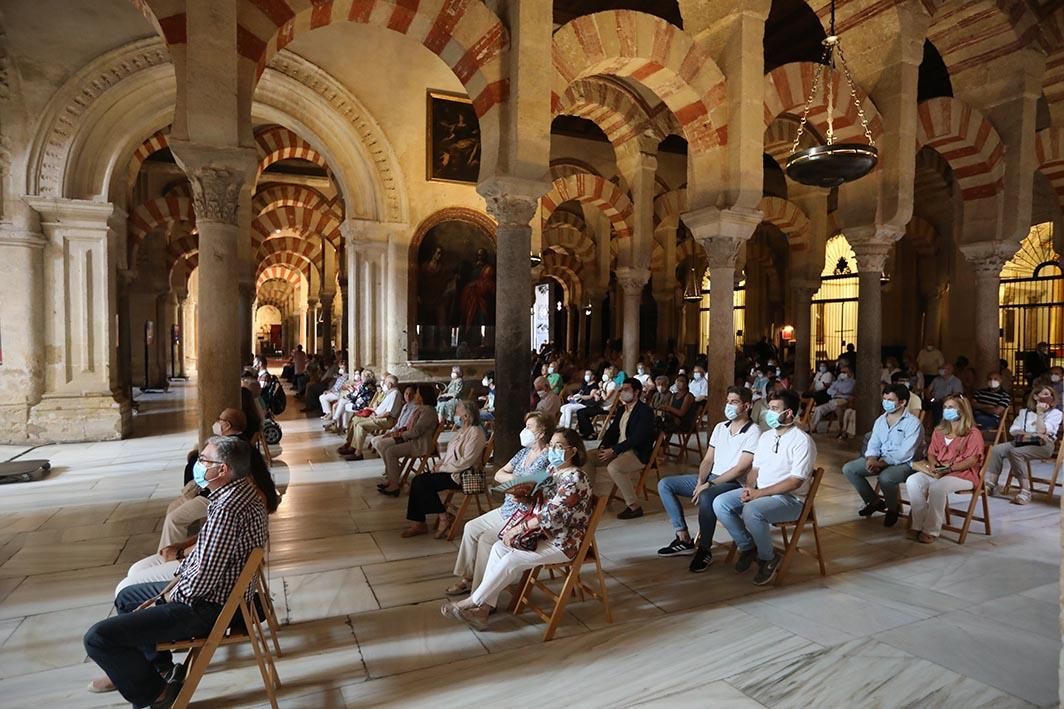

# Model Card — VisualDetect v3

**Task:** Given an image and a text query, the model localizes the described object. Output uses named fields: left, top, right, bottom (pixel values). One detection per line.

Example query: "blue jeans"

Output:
left=842, top=457, right=914, bottom=511
left=84, top=581, right=220, bottom=708
left=973, top=412, right=999, bottom=431
left=657, top=474, right=742, bottom=549
left=712, top=488, right=805, bottom=561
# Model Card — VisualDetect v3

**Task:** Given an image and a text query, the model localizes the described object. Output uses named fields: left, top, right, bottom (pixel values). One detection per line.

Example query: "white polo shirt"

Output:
left=688, top=376, right=708, bottom=400
left=707, top=420, right=761, bottom=480
left=752, top=425, right=817, bottom=500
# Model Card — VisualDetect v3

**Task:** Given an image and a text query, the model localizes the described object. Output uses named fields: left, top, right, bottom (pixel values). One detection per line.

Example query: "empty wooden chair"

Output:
left=511, top=494, right=611, bottom=641
left=157, top=548, right=280, bottom=709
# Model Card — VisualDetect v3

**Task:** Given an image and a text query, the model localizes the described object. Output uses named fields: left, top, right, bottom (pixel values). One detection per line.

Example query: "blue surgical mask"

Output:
left=881, top=399, right=897, bottom=413
left=942, top=408, right=960, bottom=422
left=724, top=403, right=739, bottom=421
left=547, top=449, right=566, bottom=468
left=192, top=460, right=218, bottom=488
left=764, top=410, right=783, bottom=429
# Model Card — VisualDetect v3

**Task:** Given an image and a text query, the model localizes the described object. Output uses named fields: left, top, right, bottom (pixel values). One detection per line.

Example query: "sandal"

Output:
left=444, top=580, right=471, bottom=596
left=434, top=514, right=454, bottom=539
left=400, top=524, right=428, bottom=538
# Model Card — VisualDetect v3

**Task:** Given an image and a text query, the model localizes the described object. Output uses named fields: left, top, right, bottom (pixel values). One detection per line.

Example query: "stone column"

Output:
left=169, top=142, right=256, bottom=444
left=688, top=207, right=760, bottom=419
left=480, top=181, right=541, bottom=462
left=306, top=298, right=319, bottom=354
left=0, top=226, right=45, bottom=441
left=237, top=282, right=254, bottom=365
left=959, top=242, right=1015, bottom=381
left=116, top=269, right=135, bottom=403
left=319, top=291, right=335, bottom=358
left=616, top=267, right=650, bottom=373
left=175, top=293, right=188, bottom=378
left=791, top=279, right=820, bottom=392
left=338, top=280, right=349, bottom=354
left=653, top=285, right=674, bottom=355
left=21, top=198, right=130, bottom=441
left=587, top=288, right=604, bottom=359
left=848, top=227, right=902, bottom=433
left=155, top=290, right=174, bottom=385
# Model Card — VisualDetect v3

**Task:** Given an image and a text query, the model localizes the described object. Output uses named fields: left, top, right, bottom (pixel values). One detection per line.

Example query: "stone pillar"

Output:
left=306, top=298, right=319, bottom=354
left=21, top=198, right=130, bottom=441
left=587, top=289, right=604, bottom=359
left=959, top=242, right=1015, bottom=381
left=616, top=267, right=650, bottom=373
left=339, top=281, right=349, bottom=354
left=791, top=279, right=819, bottom=392
left=175, top=293, right=188, bottom=378
left=319, top=291, right=335, bottom=358
left=653, top=286, right=674, bottom=355
left=169, top=142, right=256, bottom=444
left=848, top=227, right=902, bottom=433
left=480, top=182, right=541, bottom=462
left=155, top=290, right=174, bottom=384
left=237, top=282, right=254, bottom=365
left=687, top=208, right=760, bottom=420
left=116, top=269, right=135, bottom=403
left=0, top=226, right=45, bottom=441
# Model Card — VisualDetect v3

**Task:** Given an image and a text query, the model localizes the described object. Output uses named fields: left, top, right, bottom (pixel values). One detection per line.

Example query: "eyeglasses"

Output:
left=198, top=456, right=223, bottom=465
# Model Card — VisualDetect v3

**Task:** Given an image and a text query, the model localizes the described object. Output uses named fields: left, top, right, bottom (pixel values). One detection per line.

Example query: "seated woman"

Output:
left=445, top=412, right=553, bottom=596
left=441, top=427, right=593, bottom=630
left=437, top=365, right=465, bottom=424
left=559, top=370, right=597, bottom=429
left=575, top=366, right=619, bottom=439
left=401, top=401, right=487, bottom=538
left=648, top=375, right=672, bottom=410
left=984, top=384, right=1062, bottom=504
left=659, top=372, right=696, bottom=433
left=546, top=360, right=564, bottom=394
left=906, top=394, right=985, bottom=543
left=478, top=371, right=496, bottom=423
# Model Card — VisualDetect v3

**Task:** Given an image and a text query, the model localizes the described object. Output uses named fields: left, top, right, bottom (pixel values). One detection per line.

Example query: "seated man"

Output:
left=317, top=363, right=349, bottom=420
left=533, top=375, right=562, bottom=422
left=841, top=384, right=922, bottom=527
left=688, top=365, right=709, bottom=401
left=559, top=370, right=597, bottom=429
left=971, top=372, right=1010, bottom=431
left=372, top=385, right=440, bottom=495
left=657, top=386, right=760, bottom=572
left=713, top=389, right=816, bottom=586
left=801, top=362, right=835, bottom=405
left=338, top=375, right=403, bottom=459
left=809, top=364, right=855, bottom=432
left=925, top=363, right=963, bottom=424
left=84, top=436, right=268, bottom=708
left=596, top=378, right=656, bottom=520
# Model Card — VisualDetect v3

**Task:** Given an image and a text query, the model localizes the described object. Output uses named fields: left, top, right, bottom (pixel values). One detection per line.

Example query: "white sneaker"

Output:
left=984, top=482, right=999, bottom=497
left=1010, top=489, right=1031, bottom=505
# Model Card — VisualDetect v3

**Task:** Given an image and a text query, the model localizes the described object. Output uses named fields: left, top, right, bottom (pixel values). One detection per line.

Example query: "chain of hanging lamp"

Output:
left=788, top=0, right=876, bottom=157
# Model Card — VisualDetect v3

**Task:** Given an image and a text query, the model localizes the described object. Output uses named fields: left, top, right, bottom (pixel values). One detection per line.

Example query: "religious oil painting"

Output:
left=414, top=219, right=496, bottom=359
left=427, top=91, right=481, bottom=184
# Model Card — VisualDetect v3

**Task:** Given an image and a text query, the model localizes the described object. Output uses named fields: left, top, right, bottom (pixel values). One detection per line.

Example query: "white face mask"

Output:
left=620, top=391, right=635, bottom=403
left=819, top=365, right=828, bottom=373
left=519, top=427, right=536, bottom=448
left=481, top=377, right=490, bottom=387
left=637, top=367, right=645, bottom=374
left=938, top=369, right=946, bottom=377
left=548, top=367, right=555, bottom=374
left=602, top=373, right=610, bottom=382
left=1052, top=375, right=1062, bottom=383
left=838, top=373, right=849, bottom=380
left=584, top=374, right=593, bottom=383
left=693, top=372, right=704, bottom=380
left=451, top=372, right=459, bottom=379
left=212, top=421, right=226, bottom=436
left=988, top=380, right=1001, bottom=389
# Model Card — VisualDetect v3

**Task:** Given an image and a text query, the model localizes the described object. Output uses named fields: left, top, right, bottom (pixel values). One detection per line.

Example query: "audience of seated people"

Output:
left=317, top=362, right=349, bottom=419
left=808, top=363, right=855, bottom=434
left=374, top=384, right=440, bottom=496
left=337, top=376, right=403, bottom=460
left=971, top=371, right=1011, bottom=431
left=656, top=372, right=697, bottom=433
left=984, top=383, right=1062, bottom=504
left=575, top=365, right=620, bottom=438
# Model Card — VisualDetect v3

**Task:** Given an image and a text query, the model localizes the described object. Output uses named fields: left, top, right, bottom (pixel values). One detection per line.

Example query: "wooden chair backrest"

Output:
left=182, top=547, right=263, bottom=645
left=430, top=421, right=446, bottom=454
left=779, top=467, right=825, bottom=529
left=597, top=399, right=620, bottom=441
left=574, top=494, right=610, bottom=563
left=481, top=433, right=495, bottom=470
left=683, top=399, right=705, bottom=434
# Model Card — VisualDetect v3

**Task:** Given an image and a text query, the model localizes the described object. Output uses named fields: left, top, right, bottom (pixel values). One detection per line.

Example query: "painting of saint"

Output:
left=428, top=92, right=481, bottom=184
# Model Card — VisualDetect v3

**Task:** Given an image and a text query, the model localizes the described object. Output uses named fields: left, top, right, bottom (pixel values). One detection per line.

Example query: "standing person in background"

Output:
left=1024, top=342, right=1052, bottom=385
left=291, top=344, right=308, bottom=393
left=917, top=343, right=944, bottom=385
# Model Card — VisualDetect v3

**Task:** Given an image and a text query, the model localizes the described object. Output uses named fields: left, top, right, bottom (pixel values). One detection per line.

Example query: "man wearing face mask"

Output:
left=317, top=364, right=349, bottom=420
left=559, top=370, right=597, bottom=429
left=808, top=364, right=855, bottom=433
left=84, top=437, right=267, bottom=709
left=657, top=387, right=760, bottom=571
left=533, top=375, right=562, bottom=423
left=971, top=373, right=1011, bottom=430
left=841, top=384, right=922, bottom=527
left=598, top=378, right=656, bottom=519
left=338, top=375, right=403, bottom=459
left=925, top=363, right=963, bottom=424
left=688, top=366, right=708, bottom=402
left=713, top=390, right=816, bottom=585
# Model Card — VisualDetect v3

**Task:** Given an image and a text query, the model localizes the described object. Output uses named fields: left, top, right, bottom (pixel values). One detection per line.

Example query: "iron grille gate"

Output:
left=999, top=261, right=1064, bottom=380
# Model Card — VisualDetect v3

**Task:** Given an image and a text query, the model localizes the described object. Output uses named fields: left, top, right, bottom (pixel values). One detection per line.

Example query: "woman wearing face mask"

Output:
left=660, top=373, right=696, bottom=433
left=559, top=370, right=597, bottom=429
left=436, top=366, right=465, bottom=424
left=546, top=360, right=564, bottom=395
left=634, top=362, right=652, bottom=389
left=907, top=395, right=985, bottom=542
left=478, top=372, right=496, bottom=423
left=576, top=368, right=619, bottom=439
left=442, top=428, right=592, bottom=629
left=402, top=402, right=488, bottom=538
left=983, top=385, right=1062, bottom=504
left=445, top=412, right=555, bottom=596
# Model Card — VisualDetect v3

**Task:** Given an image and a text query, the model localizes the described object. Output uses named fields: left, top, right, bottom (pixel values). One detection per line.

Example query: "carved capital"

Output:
left=685, top=206, right=761, bottom=270
left=791, top=278, right=821, bottom=300
left=169, top=141, right=256, bottom=227
left=616, top=266, right=651, bottom=296
left=958, top=241, right=1017, bottom=279
left=846, top=224, right=903, bottom=273
left=477, top=176, right=547, bottom=228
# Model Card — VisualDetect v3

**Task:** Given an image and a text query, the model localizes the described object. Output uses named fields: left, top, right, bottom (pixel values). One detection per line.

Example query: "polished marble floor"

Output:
left=0, top=381, right=1060, bottom=708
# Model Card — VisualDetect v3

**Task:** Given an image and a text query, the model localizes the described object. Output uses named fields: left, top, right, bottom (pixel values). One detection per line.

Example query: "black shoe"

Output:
left=858, top=499, right=887, bottom=517
left=753, top=554, right=781, bottom=586
left=657, top=537, right=696, bottom=556
left=150, top=676, right=184, bottom=709
left=617, top=506, right=644, bottom=520
left=378, top=487, right=400, bottom=498
left=883, top=509, right=900, bottom=528
left=689, top=547, right=713, bottom=573
left=733, top=547, right=758, bottom=573
left=164, top=662, right=186, bottom=685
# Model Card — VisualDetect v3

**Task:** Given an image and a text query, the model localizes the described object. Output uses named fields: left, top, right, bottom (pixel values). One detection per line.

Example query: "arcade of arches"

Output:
left=1, top=0, right=1064, bottom=705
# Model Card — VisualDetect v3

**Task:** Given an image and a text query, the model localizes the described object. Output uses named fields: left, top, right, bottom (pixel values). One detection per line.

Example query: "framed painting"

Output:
left=427, top=91, right=481, bottom=184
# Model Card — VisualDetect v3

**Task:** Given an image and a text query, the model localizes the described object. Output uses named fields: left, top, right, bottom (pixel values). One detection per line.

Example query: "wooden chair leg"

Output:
left=810, top=516, right=827, bottom=576
left=592, top=549, right=612, bottom=624
left=510, top=569, right=535, bottom=613
left=257, top=577, right=283, bottom=657
left=543, top=565, right=581, bottom=641
left=775, top=522, right=805, bottom=585
left=173, top=639, right=214, bottom=709
left=474, top=493, right=485, bottom=515
left=981, top=490, right=992, bottom=536
left=447, top=495, right=472, bottom=542
left=242, top=603, right=280, bottom=708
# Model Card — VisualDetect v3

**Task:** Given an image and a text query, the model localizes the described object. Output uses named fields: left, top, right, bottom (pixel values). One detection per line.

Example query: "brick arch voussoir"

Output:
left=764, top=62, right=883, bottom=145
left=759, top=196, right=811, bottom=252
left=1036, top=127, right=1064, bottom=208
left=129, top=195, right=196, bottom=246
left=251, top=205, right=341, bottom=252
left=916, top=96, right=1005, bottom=202
left=541, top=173, right=633, bottom=240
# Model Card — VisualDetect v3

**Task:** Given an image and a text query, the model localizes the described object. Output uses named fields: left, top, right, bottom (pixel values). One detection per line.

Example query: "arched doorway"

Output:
left=999, top=223, right=1063, bottom=377
left=811, top=234, right=860, bottom=364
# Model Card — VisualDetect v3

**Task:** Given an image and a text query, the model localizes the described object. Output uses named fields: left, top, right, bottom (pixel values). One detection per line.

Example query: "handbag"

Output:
left=499, top=506, right=543, bottom=551
left=459, top=467, right=487, bottom=495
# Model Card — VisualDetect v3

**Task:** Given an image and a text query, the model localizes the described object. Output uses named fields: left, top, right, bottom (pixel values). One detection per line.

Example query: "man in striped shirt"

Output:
left=971, top=373, right=1011, bottom=431
left=84, top=437, right=268, bottom=708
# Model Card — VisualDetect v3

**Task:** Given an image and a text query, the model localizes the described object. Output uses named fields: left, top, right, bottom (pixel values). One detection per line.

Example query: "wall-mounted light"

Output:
left=584, top=302, right=592, bottom=316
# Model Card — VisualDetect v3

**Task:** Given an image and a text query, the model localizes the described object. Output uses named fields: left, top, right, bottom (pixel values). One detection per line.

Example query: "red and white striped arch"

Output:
left=543, top=211, right=596, bottom=265
left=554, top=77, right=660, bottom=147
left=653, top=188, right=687, bottom=230
left=759, top=196, right=811, bottom=253
left=764, top=63, right=883, bottom=146
left=1036, top=127, right=1064, bottom=208
left=552, top=11, right=727, bottom=153
left=253, top=183, right=337, bottom=216
left=127, top=129, right=170, bottom=197
left=129, top=196, right=195, bottom=245
left=257, top=235, right=325, bottom=271
left=540, top=173, right=633, bottom=241
left=536, top=250, right=585, bottom=305
left=916, top=97, right=1005, bottom=202
left=251, top=205, right=342, bottom=251
left=166, top=232, right=199, bottom=269
left=675, top=237, right=706, bottom=271
left=255, top=124, right=329, bottom=177
left=257, top=257, right=307, bottom=286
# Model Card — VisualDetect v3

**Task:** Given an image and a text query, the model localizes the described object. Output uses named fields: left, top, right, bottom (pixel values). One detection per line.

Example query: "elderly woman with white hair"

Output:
left=437, top=365, right=465, bottom=424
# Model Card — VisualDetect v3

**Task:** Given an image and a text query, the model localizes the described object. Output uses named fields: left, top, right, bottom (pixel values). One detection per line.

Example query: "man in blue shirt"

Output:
left=841, top=383, right=923, bottom=527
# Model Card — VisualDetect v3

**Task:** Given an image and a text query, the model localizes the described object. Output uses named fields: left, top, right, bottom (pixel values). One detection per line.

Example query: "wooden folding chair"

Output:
left=593, top=398, right=619, bottom=440
left=251, top=429, right=272, bottom=468
left=511, top=494, right=612, bottom=641
left=397, top=421, right=446, bottom=490
left=607, top=431, right=666, bottom=507
left=157, top=548, right=280, bottom=709
left=798, top=398, right=815, bottom=428
left=1003, top=432, right=1064, bottom=502
left=664, top=401, right=705, bottom=463
left=442, top=434, right=496, bottom=541
left=728, top=467, right=827, bottom=585
left=942, top=444, right=992, bottom=544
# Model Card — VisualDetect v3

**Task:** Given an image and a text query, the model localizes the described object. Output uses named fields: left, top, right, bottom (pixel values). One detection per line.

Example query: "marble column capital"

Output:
left=319, top=291, right=336, bottom=305
left=477, top=176, right=547, bottom=227
left=685, top=206, right=761, bottom=270
left=168, top=141, right=256, bottom=226
left=958, top=241, right=1017, bottom=279
left=846, top=224, right=904, bottom=273
left=616, top=266, right=651, bottom=295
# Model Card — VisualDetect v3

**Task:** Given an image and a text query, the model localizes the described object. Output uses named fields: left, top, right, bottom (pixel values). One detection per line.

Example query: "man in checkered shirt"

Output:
left=84, top=436, right=269, bottom=708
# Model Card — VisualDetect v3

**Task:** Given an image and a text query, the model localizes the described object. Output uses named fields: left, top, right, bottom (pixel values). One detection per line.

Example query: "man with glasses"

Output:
left=84, top=436, right=268, bottom=708
left=713, top=390, right=816, bottom=586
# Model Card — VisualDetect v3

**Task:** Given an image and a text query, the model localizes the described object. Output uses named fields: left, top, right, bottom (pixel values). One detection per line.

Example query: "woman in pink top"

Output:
left=905, top=394, right=985, bottom=544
